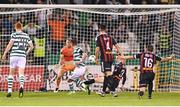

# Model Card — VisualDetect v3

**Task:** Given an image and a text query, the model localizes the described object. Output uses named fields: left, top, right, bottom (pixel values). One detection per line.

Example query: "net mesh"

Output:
left=0, top=6, right=180, bottom=92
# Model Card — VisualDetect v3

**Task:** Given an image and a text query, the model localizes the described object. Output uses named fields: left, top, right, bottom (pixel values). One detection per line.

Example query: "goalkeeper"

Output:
left=54, top=38, right=75, bottom=93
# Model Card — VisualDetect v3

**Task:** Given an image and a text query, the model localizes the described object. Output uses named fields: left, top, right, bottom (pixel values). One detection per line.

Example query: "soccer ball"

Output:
left=89, top=55, right=96, bottom=63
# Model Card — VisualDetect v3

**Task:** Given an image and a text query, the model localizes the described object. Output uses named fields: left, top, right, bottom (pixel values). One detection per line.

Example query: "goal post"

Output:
left=0, top=5, right=180, bottom=92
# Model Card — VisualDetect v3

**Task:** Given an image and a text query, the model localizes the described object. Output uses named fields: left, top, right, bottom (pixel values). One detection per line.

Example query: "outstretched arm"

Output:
left=117, top=55, right=135, bottom=60
left=114, top=44, right=124, bottom=56
left=161, top=55, right=175, bottom=62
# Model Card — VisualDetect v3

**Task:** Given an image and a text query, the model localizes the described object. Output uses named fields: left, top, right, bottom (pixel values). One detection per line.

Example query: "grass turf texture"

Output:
left=0, top=92, right=180, bottom=106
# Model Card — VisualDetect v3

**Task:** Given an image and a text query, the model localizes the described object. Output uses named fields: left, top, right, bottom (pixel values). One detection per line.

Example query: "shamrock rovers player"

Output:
left=2, top=22, right=34, bottom=98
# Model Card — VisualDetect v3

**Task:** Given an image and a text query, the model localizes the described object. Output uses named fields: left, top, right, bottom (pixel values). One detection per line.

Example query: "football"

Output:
left=88, top=55, right=96, bottom=63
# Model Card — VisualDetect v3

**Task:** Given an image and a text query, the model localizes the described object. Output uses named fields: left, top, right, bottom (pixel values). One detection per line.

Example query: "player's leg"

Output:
left=148, top=72, right=155, bottom=99
left=7, top=57, right=17, bottom=97
left=98, top=62, right=108, bottom=97
left=70, top=66, right=87, bottom=91
left=84, top=77, right=104, bottom=85
left=138, top=73, right=147, bottom=99
left=103, top=62, right=117, bottom=97
left=17, top=57, right=26, bottom=98
left=54, top=67, right=65, bottom=93
left=54, top=62, right=75, bottom=92
left=67, top=79, right=76, bottom=94
left=67, top=67, right=80, bottom=94
left=7, top=68, right=16, bottom=97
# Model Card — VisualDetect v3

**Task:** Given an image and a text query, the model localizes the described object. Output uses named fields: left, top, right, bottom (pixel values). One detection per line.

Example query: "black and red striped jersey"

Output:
left=96, top=33, right=117, bottom=62
left=133, top=52, right=162, bottom=73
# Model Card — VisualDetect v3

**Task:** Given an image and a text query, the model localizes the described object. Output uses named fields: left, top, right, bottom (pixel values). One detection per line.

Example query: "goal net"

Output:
left=0, top=5, right=179, bottom=92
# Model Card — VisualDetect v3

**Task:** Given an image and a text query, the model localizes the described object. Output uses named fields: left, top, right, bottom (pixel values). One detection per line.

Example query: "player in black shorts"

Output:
left=95, top=24, right=123, bottom=97
left=84, top=56, right=127, bottom=95
left=120, top=45, right=174, bottom=99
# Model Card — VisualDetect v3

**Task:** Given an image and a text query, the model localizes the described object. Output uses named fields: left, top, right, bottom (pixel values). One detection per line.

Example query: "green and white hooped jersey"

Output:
left=10, top=31, right=32, bottom=58
left=74, top=47, right=85, bottom=67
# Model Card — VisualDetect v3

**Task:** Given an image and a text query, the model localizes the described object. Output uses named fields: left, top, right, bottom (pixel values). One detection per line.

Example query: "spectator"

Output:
left=17, top=15, right=28, bottom=27
left=159, top=25, right=172, bottom=56
left=83, top=0, right=97, bottom=4
left=113, top=22, right=129, bottom=43
left=0, top=16, right=4, bottom=34
left=3, top=15, right=14, bottom=34
left=66, top=15, right=79, bottom=39
left=107, top=0, right=120, bottom=4
left=55, top=0, right=70, bottom=4
left=23, top=20, right=41, bottom=38
left=136, top=14, right=154, bottom=52
left=33, top=28, right=46, bottom=65
left=105, top=15, right=117, bottom=35
left=48, top=12, right=69, bottom=54
left=98, top=0, right=107, bottom=4
left=35, top=0, right=48, bottom=28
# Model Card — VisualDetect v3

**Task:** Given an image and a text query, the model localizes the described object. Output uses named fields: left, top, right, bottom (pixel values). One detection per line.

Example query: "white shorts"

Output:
left=69, top=66, right=86, bottom=81
left=10, top=57, right=26, bottom=69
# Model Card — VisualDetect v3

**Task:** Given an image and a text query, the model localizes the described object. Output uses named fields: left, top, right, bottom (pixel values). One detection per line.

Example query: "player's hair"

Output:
left=99, top=24, right=106, bottom=31
left=67, top=38, right=73, bottom=42
left=15, top=22, right=23, bottom=30
left=71, top=38, right=77, bottom=46
left=146, top=45, right=153, bottom=52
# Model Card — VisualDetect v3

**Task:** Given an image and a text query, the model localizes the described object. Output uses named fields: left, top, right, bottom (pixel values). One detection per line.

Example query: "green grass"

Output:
left=0, top=91, right=180, bottom=106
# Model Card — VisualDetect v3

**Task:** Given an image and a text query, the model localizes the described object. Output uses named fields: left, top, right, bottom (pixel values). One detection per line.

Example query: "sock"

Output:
left=138, top=91, right=144, bottom=96
left=75, top=78, right=82, bottom=87
left=75, top=78, right=87, bottom=91
left=7, top=75, right=13, bottom=93
left=148, top=82, right=153, bottom=97
left=107, top=75, right=116, bottom=92
left=102, top=76, right=108, bottom=92
left=84, top=79, right=95, bottom=85
left=19, top=75, right=24, bottom=88
left=68, top=82, right=74, bottom=91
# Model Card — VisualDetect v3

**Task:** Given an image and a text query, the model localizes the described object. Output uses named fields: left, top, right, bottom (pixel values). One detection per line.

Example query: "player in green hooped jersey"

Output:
left=67, top=38, right=89, bottom=94
left=2, top=22, right=34, bottom=98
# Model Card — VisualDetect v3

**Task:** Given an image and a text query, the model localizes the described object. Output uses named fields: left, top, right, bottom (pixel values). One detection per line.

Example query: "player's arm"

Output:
left=2, top=40, right=14, bottom=60
left=95, top=47, right=100, bottom=64
left=160, top=54, right=175, bottom=62
left=122, top=70, right=126, bottom=86
left=113, top=38, right=124, bottom=56
left=117, top=55, right=134, bottom=60
left=117, top=53, right=141, bottom=60
left=115, top=45, right=124, bottom=56
left=95, top=36, right=100, bottom=64
left=82, top=53, right=88, bottom=62
left=59, top=49, right=65, bottom=65
left=78, top=52, right=88, bottom=64
left=75, top=50, right=88, bottom=65
left=26, top=41, right=34, bottom=55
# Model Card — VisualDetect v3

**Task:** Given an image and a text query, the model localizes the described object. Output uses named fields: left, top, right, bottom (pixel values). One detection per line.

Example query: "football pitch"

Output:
left=0, top=92, right=180, bottom=106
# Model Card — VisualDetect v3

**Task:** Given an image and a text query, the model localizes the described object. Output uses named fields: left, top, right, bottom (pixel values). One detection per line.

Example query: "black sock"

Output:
left=148, top=82, right=153, bottom=97
left=84, top=79, right=95, bottom=85
left=107, top=75, right=115, bottom=92
left=138, top=91, right=144, bottom=96
left=102, top=76, right=108, bottom=92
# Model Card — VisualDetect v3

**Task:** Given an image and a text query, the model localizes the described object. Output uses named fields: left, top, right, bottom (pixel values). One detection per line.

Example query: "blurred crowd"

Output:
left=0, top=0, right=176, bottom=65
left=0, top=0, right=179, bottom=4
